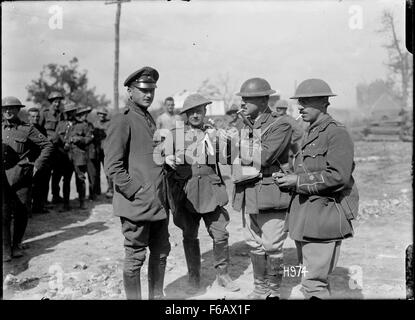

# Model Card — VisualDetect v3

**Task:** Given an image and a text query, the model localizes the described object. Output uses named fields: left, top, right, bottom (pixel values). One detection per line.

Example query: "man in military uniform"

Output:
left=2, top=97, right=53, bottom=261
left=273, top=100, right=305, bottom=165
left=274, top=79, right=359, bottom=299
left=231, top=78, right=293, bottom=299
left=76, top=106, right=98, bottom=201
left=27, top=107, right=52, bottom=214
left=40, top=91, right=65, bottom=205
left=65, top=106, right=94, bottom=209
left=164, top=93, right=240, bottom=294
left=92, top=107, right=113, bottom=198
left=104, top=67, right=170, bottom=300
left=226, top=104, right=244, bottom=131
left=54, top=103, right=79, bottom=211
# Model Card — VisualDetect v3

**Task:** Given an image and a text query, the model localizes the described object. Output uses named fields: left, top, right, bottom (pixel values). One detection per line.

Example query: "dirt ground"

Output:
left=2, top=141, right=412, bottom=300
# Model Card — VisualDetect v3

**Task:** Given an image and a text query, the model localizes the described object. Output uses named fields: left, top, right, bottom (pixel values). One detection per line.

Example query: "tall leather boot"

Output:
left=148, top=254, right=167, bottom=300
left=183, top=239, right=201, bottom=293
left=247, top=252, right=270, bottom=299
left=123, top=270, right=142, bottom=300
left=214, top=240, right=240, bottom=292
left=266, top=256, right=283, bottom=298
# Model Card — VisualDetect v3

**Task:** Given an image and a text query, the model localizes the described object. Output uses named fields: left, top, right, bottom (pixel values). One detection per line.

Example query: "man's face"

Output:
left=98, top=113, right=107, bottom=122
left=66, top=110, right=76, bottom=121
left=128, top=86, right=155, bottom=108
left=50, top=99, right=62, bottom=112
left=76, top=112, right=88, bottom=122
left=275, top=107, right=287, bottom=117
left=165, top=100, right=175, bottom=113
left=2, top=106, right=20, bottom=121
left=240, top=96, right=267, bottom=120
left=28, top=111, right=40, bottom=125
left=297, top=97, right=326, bottom=123
left=186, top=105, right=206, bottom=127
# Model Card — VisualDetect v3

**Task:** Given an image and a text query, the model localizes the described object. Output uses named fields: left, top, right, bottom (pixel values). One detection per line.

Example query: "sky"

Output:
left=1, top=0, right=410, bottom=111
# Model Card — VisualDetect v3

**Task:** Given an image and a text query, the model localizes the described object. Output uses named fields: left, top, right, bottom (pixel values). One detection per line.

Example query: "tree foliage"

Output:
left=26, top=57, right=111, bottom=109
left=356, top=79, right=396, bottom=109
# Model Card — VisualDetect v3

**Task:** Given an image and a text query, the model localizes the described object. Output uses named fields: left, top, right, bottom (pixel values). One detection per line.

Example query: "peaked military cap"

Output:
left=48, top=91, right=65, bottom=101
left=63, top=102, right=78, bottom=113
left=275, top=100, right=289, bottom=109
left=97, top=107, right=109, bottom=115
left=180, top=94, right=212, bottom=114
left=226, top=104, right=239, bottom=115
left=124, top=66, right=159, bottom=88
left=28, top=107, right=41, bottom=113
left=2, top=96, right=25, bottom=108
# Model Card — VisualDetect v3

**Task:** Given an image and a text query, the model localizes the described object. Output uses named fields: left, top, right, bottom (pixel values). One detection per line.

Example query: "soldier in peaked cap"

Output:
left=230, top=78, right=293, bottom=299
left=93, top=107, right=113, bottom=198
left=274, top=79, right=359, bottom=299
left=2, top=97, right=53, bottom=261
left=104, top=67, right=170, bottom=300
left=164, top=93, right=240, bottom=294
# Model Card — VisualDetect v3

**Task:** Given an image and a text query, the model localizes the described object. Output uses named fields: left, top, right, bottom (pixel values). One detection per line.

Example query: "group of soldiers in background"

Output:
left=2, top=93, right=112, bottom=262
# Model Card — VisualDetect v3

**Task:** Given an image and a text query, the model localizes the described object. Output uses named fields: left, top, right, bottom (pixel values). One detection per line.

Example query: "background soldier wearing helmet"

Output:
left=27, top=107, right=51, bottom=214
left=226, top=104, right=244, bottom=131
left=66, top=106, right=95, bottom=209
left=76, top=106, right=99, bottom=201
left=231, top=78, right=293, bottom=299
left=273, top=100, right=305, bottom=167
left=274, top=79, right=359, bottom=299
left=53, top=103, right=79, bottom=211
left=104, top=67, right=170, bottom=300
left=93, top=107, right=113, bottom=198
left=165, top=93, right=240, bottom=294
left=2, top=97, right=53, bottom=261
left=40, top=91, right=66, bottom=206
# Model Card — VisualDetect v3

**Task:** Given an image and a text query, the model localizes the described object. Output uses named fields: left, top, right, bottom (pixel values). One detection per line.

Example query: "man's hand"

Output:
left=273, top=172, right=298, bottom=189
left=32, top=166, right=38, bottom=177
left=165, top=155, right=178, bottom=170
left=71, top=136, right=81, bottom=144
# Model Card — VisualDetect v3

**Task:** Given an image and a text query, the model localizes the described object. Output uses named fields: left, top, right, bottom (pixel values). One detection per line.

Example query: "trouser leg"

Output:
left=74, top=165, right=87, bottom=208
left=172, top=206, right=201, bottom=291
left=295, top=240, right=342, bottom=299
left=86, top=159, right=97, bottom=200
left=93, top=158, right=101, bottom=196
left=61, top=163, right=74, bottom=210
left=12, top=187, right=30, bottom=248
left=244, top=211, right=287, bottom=297
left=147, top=218, right=171, bottom=300
left=51, top=158, right=63, bottom=201
left=2, top=194, right=13, bottom=261
left=204, top=207, right=239, bottom=292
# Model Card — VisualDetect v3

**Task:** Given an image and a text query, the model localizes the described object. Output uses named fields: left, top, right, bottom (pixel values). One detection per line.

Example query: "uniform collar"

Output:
left=253, top=107, right=272, bottom=128
left=307, top=113, right=331, bottom=133
left=126, top=99, right=148, bottom=117
left=2, top=118, right=21, bottom=128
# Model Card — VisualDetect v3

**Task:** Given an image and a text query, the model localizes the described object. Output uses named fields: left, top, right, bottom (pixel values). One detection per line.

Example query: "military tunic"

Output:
left=92, top=118, right=112, bottom=195
left=286, top=113, right=359, bottom=299
left=231, top=108, right=293, bottom=257
left=2, top=119, right=53, bottom=249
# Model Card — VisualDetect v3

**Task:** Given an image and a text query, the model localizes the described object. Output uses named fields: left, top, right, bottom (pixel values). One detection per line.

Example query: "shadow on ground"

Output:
left=164, top=240, right=251, bottom=299
left=2, top=195, right=112, bottom=278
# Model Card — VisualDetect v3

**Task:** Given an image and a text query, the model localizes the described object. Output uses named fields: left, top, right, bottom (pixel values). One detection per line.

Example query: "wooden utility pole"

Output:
left=105, top=0, right=130, bottom=112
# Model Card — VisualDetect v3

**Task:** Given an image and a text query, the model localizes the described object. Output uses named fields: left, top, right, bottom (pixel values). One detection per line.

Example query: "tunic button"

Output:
left=198, top=175, right=201, bottom=179
left=197, top=165, right=201, bottom=168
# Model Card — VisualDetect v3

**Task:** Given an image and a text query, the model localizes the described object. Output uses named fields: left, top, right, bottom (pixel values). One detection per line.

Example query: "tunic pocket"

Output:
left=208, top=174, right=229, bottom=207
left=14, top=137, right=27, bottom=154
left=256, top=176, right=291, bottom=211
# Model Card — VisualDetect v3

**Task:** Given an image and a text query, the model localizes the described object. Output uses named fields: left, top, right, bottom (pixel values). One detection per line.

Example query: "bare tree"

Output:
left=378, top=10, right=413, bottom=109
left=197, top=73, right=238, bottom=109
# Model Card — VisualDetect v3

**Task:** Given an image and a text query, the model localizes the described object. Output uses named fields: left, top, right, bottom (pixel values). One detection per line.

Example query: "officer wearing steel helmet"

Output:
left=104, top=67, right=170, bottom=300
left=164, top=93, right=240, bottom=294
left=2, top=96, right=53, bottom=261
left=231, top=78, right=293, bottom=299
left=274, top=79, right=359, bottom=299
